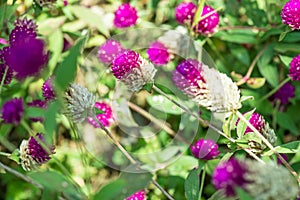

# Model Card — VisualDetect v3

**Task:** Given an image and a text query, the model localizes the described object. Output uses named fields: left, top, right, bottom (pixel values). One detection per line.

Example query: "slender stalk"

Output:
left=0, top=161, right=43, bottom=189
left=259, top=77, right=291, bottom=101
left=151, top=179, right=175, bottom=200
left=236, top=111, right=298, bottom=179
left=218, top=26, right=268, bottom=32
left=0, top=152, right=11, bottom=157
left=0, top=65, right=8, bottom=95
left=198, top=165, right=206, bottom=200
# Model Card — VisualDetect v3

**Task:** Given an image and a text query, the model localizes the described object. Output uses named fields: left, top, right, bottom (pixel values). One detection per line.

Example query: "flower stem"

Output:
left=151, top=179, right=175, bottom=200
left=236, top=110, right=298, bottom=180
left=0, top=152, right=11, bottom=157
left=0, top=65, right=8, bottom=95
left=198, top=164, right=206, bottom=200
left=259, top=77, right=292, bottom=102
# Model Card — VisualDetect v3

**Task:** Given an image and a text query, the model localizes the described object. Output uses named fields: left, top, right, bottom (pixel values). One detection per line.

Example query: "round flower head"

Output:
left=27, top=100, right=47, bottom=122
left=19, top=133, right=55, bottom=171
left=64, top=84, right=96, bottom=123
left=195, top=5, right=220, bottom=35
left=126, top=190, right=146, bottom=200
left=0, top=64, right=13, bottom=85
left=113, top=3, right=138, bottom=28
left=289, top=54, right=300, bottom=81
left=111, top=50, right=157, bottom=92
left=244, top=113, right=265, bottom=134
left=281, top=0, right=300, bottom=30
left=190, top=139, right=220, bottom=160
left=175, top=2, right=197, bottom=24
left=269, top=82, right=295, bottom=106
left=42, top=77, right=56, bottom=101
left=9, top=17, right=37, bottom=45
left=173, top=59, right=241, bottom=112
left=147, top=41, right=171, bottom=65
left=98, top=40, right=124, bottom=64
left=212, top=158, right=249, bottom=196
left=87, top=102, right=114, bottom=127
left=1, top=98, right=24, bottom=125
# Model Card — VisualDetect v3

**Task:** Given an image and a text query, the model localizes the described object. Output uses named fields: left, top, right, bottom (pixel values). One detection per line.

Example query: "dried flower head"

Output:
left=126, top=190, right=146, bottom=200
left=289, top=54, right=300, bottom=81
left=1, top=98, right=24, bottom=125
left=195, top=5, right=220, bottom=35
left=175, top=2, right=197, bottom=25
left=190, top=139, right=220, bottom=160
left=114, top=3, right=138, bottom=28
left=111, top=50, right=157, bottom=92
left=87, top=102, right=114, bottom=127
left=64, top=84, right=96, bottom=123
left=147, top=41, right=171, bottom=65
left=98, top=40, right=124, bottom=64
left=173, top=59, right=241, bottom=112
left=42, top=77, right=56, bottom=101
left=281, top=0, right=300, bottom=30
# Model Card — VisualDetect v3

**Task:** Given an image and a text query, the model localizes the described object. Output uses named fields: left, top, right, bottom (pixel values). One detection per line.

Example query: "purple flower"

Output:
left=289, top=54, right=300, bottom=81
left=9, top=17, right=37, bottom=45
left=113, top=3, right=138, bottom=28
left=98, top=40, right=124, bottom=64
left=175, top=2, right=197, bottom=24
left=1, top=98, right=24, bottom=125
left=277, top=153, right=289, bottom=165
left=27, top=100, right=47, bottom=122
left=126, top=190, right=146, bottom=200
left=212, top=158, right=249, bottom=196
left=42, top=78, right=56, bottom=101
left=190, top=139, right=220, bottom=160
left=195, top=5, right=220, bottom=35
left=87, top=102, right=114, bottom=127
left=269, top=82, right=295, bottom=106
left=281, top=0, right=300, bottom=30
left=244, top=113, right=265, bottom=134
left=111, top=50, right=157, bottom=92
left=147, top=41, right=171, bottom=65
left=0, top=64, right=13, bottom=85
left=27, top=133, right=55, bottom=164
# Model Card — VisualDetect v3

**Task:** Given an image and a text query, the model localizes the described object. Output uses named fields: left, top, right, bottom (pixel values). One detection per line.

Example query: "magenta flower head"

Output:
left=175, top=2, right=197, bottom=24
left=212, top=158, right=249, bottom=196
left=9, top=17, right=37, bottom=45
left=19, top=133, right=55, bottom=171
left=126, top=190, right=146, bottom=200
left=269, top=82, right=295, bottom=106
left=1, top=98, right=24, bottom=125
left=0, top=64, right=13, bottom=85
left=281, top=0, right=300, bottom=30
left=195, top=5, right=220, bottom=35
left=98, top=40, right=124, bottom=64
left=111, top=50, right=157, bottom=92
left=113, top=3, right=138, bottom=28
left=289, top=54, right=300, bottom=81
left=147, top=41, right=171, bottom=65
left=87, top=102, right=114, bottom=127
left=42, top=77, right=56, bottom=101
left=173, top=59, right=241, bottom=112
left=190, top=139, right=220, bottom=160
left=244, top=113, right=265, bottom=134
left=27, top=100, right=47, bottom=122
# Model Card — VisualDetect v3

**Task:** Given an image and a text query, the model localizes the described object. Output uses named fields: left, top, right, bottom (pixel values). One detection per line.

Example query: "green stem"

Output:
left=199, top=164, right=206, bottom=200
left=0, top=65, right=8, bottom=95
left=259, top=77, right=292, bottom=102
left=0, top=152, right=11, bottom=157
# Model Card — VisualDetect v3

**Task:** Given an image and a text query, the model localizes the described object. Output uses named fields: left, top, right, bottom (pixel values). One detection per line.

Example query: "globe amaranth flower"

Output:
left=289, top=54, right=300, bottom=81
left=64, top=84, right=96, bottom=123
left=1, top=98, right=24, bottom=125
left=111, top=50, right=157, bottom=92
left=269, top=82, right=295, bottom=106
left=190, top=139, right=220, bottom=160
left=87, top=102, right=114, bottom=128
left=237, top=112, right=277, bottom=153
left=113, top=3, right=138, bottom=28
left=126, top=190, right=146, bottom=200
left=173, top=59, right=241, bottom=112
left=147, top=41, right=171, bottom=65
left=27, top=100, right=47, bottom=122
left=175, top=2, right=197, bottom=25
left=0, top=64, right=13, bottom=85
left=98, top=40, right=124, bottom=64
left=9, top=17, right=37, bottom=45
left=281, top=0, right=300, bottom=30
left=19, top=133, right=55, bottom=171
left=194, top=5, right=220, bottom=35
left=42, top=77, right=56, bottom=101
left=212, top=158, right=298, bottom=199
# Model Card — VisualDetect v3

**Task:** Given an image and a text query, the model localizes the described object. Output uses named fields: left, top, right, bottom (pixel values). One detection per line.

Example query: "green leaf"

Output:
left=236, top=188, right=254, bottom=200
left=185, top=168, right=201, bottom=200
left=93, top=179, right=126, bottom=200
left=276, top=112, right=299, bottom=135
left=54, top=36, right=86, bottom=91
left=48, top=29, right=64, bottom=71
left=281, top=31, right=300, bottom=43
left=263, top=141, right=300, bottom=156
left=44, top=101, right=60, bottom=142
left=37, top=16, right=66, bottom=36
left=25, top=107, right=45, bottom=118
left=274, top=43, right=300, bottom=53
left=231, top=46, right=250, bottom=66
left=146, top=95, right=182, bottom=115
left=214, top=30, right=258, bottom=44
left=257, top=44, right=274, bottom=67
left=279, top=55, right=293, bottom=68
left=236, top=110, right=255, bottom=138
left=257, top=64, right=278, bottom=87
left=8, top=149, right=20, bottom=164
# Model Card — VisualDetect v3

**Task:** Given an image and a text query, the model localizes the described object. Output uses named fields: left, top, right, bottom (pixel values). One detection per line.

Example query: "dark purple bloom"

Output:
left=9, top=17, right=37, bottom=45
left=42, top=78, right=56, bottom=101
left=147, top=41, right=170, bottom=65
left=289, top=54, right=300, bottom=81
left=190, top=139, right=220, bottom=160
left=98, top=40, right=124, bottom=64
left=0, top=64, right=13, bottom=85
left=175, top=2, right=197, bottom=24
left=28, top=133, right=55, bottom=164
left=27, top=100, right=47, bottom=122
left=195, top=5, right=220, bottom=35
left=281, top=0, right=300, bottom=30
left=212, top=158, right=249, bottom=196
left=244, top=113, right=265, bottom=134
left=269, top=82, right=295, bottom=106
left=1, top=98, right=24, bottom=125
left=113, top=3, right=138, bottom=28
left=87, top=102, right=114, bottom=127
left=126, top=190, right=146, bottom=200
